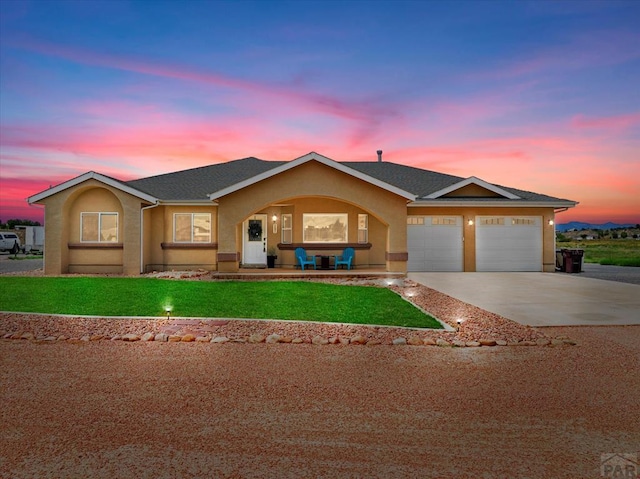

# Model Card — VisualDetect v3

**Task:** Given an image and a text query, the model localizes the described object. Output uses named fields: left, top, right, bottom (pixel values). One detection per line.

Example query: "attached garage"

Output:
left=475, top=216, right=543, bottom=272
left=407, top=216, right=463, bottom=272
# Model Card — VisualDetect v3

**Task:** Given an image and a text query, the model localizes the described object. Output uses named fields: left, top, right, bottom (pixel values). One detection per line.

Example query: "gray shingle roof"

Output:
left=126, top=157, right=285, bottom=201
left=344, top=162, right=464, bottom=198
left=125, top=156, right=572, bottom=203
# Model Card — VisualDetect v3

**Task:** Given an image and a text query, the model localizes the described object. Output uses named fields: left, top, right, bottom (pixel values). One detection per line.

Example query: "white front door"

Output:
left=243, top=214, right=267, bottom=266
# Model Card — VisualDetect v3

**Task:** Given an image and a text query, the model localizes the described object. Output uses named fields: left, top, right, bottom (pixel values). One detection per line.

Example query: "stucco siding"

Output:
left=142, top=205, right=218, bottom=272
left=38, top=180, right=149, bottom=274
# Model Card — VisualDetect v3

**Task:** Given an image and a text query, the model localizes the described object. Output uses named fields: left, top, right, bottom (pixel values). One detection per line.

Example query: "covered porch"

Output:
left=214, top=156, right=411, bottom=274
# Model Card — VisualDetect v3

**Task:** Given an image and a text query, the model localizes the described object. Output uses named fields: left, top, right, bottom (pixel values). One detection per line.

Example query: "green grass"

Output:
left=558, top=239, right=640, bottom=267
left=0, top=277, right=442, bottom=329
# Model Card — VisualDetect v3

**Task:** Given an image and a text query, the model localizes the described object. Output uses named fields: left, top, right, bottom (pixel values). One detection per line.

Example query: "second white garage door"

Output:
left=475, top=216, right=542, bottom=272
left=407, top=216, right=463, bottom=272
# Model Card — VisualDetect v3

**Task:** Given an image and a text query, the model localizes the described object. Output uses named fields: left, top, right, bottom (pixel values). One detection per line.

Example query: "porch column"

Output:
left=121, top=200, right=142, bottom=275
left=386, top=214, right=408, bottom=273
left=216, top=204, right=240, bottom=272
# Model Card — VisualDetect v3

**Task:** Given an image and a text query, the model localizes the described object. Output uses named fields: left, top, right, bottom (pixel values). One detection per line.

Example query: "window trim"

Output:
left=80, top=212, right=118, bottom=243
left=281, top=213, right=292, bottom=244
left=358, top=214, right=368, bottom=244
left=173, top=213, right=212, bottom=243
left=302, top=213, right=348, bottom=244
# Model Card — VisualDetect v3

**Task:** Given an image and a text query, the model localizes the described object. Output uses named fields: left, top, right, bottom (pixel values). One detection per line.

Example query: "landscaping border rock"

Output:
left=0, top=276, right=576, bottom=347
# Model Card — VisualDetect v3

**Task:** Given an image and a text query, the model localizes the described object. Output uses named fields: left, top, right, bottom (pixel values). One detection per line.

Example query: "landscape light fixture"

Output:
left=456, top=319, right=462, bottom=331
left=165, top=307, right=171, bottom=319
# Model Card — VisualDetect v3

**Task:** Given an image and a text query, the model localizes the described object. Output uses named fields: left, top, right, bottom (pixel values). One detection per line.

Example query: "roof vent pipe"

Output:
left=377, top=150, right=383, bottom=162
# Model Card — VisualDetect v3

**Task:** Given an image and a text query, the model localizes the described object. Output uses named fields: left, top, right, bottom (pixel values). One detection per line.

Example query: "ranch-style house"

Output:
left=28, top=151, right=577, bottom=275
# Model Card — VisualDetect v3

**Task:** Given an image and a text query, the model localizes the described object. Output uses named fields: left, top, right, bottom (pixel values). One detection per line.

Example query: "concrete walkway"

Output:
left=408, top=272, right=640, bottom=327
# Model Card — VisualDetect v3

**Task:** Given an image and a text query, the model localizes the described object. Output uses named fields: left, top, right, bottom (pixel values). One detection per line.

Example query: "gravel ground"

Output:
left=1, top=326, right=638, bottom=479
left=1, top=269, right=638, bottom=477
left=576, top=262, right=640, bottom=285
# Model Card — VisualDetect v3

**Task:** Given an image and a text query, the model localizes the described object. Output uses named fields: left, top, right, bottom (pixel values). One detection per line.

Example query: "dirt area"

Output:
left=1, top=326, right=638, bottom=479
left=1, top=270, right=638, bottom=477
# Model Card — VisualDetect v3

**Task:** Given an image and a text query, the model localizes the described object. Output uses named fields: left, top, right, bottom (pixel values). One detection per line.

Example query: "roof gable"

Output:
left=28, top=171, right=158, bottom=204
left=207, top=152, right=416, bottom=201
left=424, top=176, right=521, bottom=200
left=346, top=163, right=575, bottom=205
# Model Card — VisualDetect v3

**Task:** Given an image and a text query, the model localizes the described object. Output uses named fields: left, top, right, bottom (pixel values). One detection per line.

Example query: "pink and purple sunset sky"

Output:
left=1, top=0, right=638, bottom=225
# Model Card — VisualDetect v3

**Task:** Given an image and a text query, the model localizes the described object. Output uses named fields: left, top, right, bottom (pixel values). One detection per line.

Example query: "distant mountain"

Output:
left=557, top=222, right=637, bottom=232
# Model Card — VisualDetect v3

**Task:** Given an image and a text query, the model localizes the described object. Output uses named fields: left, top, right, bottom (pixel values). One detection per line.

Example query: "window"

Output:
left=174, top=213, right=211, bottom=243
left=303, top=213, right=347, bottom=243
left=407, top=217, right=425, bottom=225
left=281, top=214, right=292, bottom=244
left=358, top=214, right=368, bottom=243
left=512, top=217, right=537, bottom=225
left=81, top=212, right=118, bottom=242
left=480, top=217, right=504, bottom=226
left=432, top=217, right=457, bottom=225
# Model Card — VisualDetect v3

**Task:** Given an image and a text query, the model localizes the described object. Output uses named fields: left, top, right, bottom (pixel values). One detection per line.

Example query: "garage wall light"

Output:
left=548, top=219, right=554, bottom=226
left=467, top=219, right=474, bottom=226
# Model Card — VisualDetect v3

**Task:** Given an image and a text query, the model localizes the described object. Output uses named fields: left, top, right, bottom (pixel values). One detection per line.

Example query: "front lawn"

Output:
left=0, top=277, right=442, bottom=329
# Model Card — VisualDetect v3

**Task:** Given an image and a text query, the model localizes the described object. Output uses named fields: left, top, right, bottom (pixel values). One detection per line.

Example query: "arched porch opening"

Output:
left=230, top=195, right=392, bottom=270
left=215, top=159, right=409, bottom=273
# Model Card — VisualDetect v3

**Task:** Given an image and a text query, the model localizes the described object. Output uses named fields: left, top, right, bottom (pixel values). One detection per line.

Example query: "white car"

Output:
left=0, top=232, right=22, bottom=253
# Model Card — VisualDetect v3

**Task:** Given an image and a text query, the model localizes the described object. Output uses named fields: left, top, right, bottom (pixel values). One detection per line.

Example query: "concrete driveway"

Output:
left=409, top=271, right=640, bottom=327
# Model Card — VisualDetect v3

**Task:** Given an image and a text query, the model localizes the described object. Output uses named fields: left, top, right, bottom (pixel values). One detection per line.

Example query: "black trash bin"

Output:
left=561, top=249, right=584, bottom=273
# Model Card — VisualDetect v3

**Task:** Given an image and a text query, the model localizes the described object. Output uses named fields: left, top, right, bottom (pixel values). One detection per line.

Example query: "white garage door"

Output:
left=476, top=216, right=542, bottom=272
left=407, top=216, right=463, bottom=272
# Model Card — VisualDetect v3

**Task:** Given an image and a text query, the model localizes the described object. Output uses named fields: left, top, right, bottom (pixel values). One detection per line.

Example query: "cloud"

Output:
left=0, top=177, right=56, bottom=222
left=571, top=112, right=640, bottom=131
left=7, top=38, right=401, bottom=145
left=472, top=30, right=640, bottom=81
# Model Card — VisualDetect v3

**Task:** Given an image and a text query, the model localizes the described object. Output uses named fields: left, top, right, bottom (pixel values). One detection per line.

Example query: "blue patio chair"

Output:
left=335, top=247, right=355, bottom=270
left=295, top=247, right=317, bottom=270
